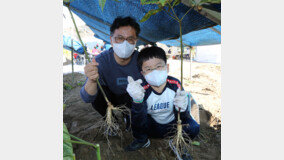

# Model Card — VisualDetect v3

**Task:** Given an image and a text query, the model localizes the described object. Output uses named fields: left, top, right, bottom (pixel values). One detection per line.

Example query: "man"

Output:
left=80, top=17, right=144, bottom=122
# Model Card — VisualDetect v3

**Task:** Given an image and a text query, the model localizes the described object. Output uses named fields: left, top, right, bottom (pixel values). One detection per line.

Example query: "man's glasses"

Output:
left=113, top=36, right=137, bottom=44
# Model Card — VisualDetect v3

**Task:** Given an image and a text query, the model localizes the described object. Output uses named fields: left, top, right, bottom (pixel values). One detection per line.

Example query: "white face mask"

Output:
left=113, top=40, right=135, bottom=58
left=145, top=69, right=168, bottom=87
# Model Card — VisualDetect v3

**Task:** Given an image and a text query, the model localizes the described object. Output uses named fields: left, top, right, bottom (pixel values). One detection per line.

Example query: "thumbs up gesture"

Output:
left=126, top=76, right=145, bottom=103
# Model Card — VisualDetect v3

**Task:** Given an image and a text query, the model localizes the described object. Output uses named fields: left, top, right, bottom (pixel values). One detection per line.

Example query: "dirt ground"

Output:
left=63, top=61, right=221, bottom=160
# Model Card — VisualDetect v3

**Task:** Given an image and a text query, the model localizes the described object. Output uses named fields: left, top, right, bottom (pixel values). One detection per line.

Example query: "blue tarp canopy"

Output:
left=160, top=25, right=221, bottom=47
left=64, top=0, right=220, bottom=47
left=63, top=35, right=85, bottom=54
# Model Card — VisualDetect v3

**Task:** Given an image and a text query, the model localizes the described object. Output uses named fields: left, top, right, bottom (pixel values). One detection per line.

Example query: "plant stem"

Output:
left=180, top=6, right=194, bottom=21
left=64, top=131, right=97, bottom=147
left=64, top=131, right=101, bottom=160
left=64, top=140, right=101, bottom=160
left=68, top=6, right=90, bottom=62
left=64, top=139, right=96, bottom=148
left=97, top=79, right=109, bottom=103
left=178, top=20, right=183, bottom=86
left=71, top=39, right=74, bottom=84
left=68, top=5, right=109, bottom=103
left=163, top=8, right=179, bottom=22
left=96, top=144, right=101, bottom=160
left=167, top=1, right=184, bottom=86
left=167, top=1, right=180, bottom=21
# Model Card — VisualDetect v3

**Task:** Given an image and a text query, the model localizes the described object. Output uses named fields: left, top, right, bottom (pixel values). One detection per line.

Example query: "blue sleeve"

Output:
left=80, top=78, right=98, bottom=103
left=80, top=55, right=106, bottom=103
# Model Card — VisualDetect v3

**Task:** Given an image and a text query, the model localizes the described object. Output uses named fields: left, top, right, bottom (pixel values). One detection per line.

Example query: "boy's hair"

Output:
left=137, top=46, right=167, bottom=71
left=110, top=17, right=140, bottom=37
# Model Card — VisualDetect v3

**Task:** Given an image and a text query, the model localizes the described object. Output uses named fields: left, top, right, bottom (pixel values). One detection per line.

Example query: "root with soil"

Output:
left=167, top=108, right=192, bottom=159
left=95, top=102, right=130, bottom=155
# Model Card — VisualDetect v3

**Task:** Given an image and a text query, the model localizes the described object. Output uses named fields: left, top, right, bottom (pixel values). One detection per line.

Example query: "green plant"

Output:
left=63, top=104, right=101, bottom=160
left=63, top=123, right=76, bottom=160
left=98, top=0, right=121, bottom=12
left=140, top=0, right=195, bottom=86
left=63, top=129, right=101, bottom=160
left=64, top=83, right=73, bottom=90
left=77, top=81, right=84, bottom=86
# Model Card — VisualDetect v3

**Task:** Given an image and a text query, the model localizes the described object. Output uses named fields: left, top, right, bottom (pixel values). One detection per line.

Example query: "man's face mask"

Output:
left=113, top=40, right=136, bottom=58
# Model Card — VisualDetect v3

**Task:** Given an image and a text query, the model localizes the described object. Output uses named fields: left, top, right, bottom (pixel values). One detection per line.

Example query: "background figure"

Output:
left=92, top=45, right=100, bottom=57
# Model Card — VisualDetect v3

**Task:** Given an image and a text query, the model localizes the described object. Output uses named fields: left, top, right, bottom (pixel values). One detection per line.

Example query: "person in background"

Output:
left=102, top=41, right=106, bottom=51
left=100, top=46, right=104, bottom=52
left=168, top=48, right=172, bottom=54
left=92, top=46, right=99, bottom=57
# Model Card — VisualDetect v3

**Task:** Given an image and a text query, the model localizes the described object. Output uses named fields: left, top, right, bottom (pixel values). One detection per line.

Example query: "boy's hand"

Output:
left=174, top=88, right=188, bottom=112
left=126, top=76, right=145, bottom=103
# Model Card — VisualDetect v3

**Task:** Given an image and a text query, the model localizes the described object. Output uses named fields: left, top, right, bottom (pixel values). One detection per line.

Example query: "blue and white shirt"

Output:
left=132, top=76, right=190, bottom=125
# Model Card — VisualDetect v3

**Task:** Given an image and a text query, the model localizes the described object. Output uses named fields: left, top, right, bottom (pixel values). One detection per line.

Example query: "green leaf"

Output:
left=63, top=104, right=67, bottom=111
left=191, top=141, right=200, bottom=146
left=63, top=0, right=74, bottom=3
left=141, top=0, right=159, bottom=5
left=172, top=0, right=181, bottom=7
left=99, top=0, right=107, bottom=12
left=159, top=0, right=166, bottom=6
left=140, top=8, right=163, bottom=22
left=64, top=83, right=73, bottom=90
left=63, top=123, right=75, bottom=160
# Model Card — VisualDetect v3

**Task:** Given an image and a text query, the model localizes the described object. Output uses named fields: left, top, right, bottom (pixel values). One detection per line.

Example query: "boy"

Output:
left=125, top=46, right=200, bottom=159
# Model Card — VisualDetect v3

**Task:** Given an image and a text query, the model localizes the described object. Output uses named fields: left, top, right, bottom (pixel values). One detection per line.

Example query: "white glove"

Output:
left=173, top=88, right=188, bottom=112
left=126, top=76, right=145, bottom=103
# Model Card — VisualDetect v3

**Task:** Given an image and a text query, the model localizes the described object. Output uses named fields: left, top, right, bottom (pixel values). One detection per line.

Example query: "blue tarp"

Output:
left=160, top=25, right=221, bottom=46
left=63, top=35, right=85, bottom=54
left=65, top=0, right=220, bottom=47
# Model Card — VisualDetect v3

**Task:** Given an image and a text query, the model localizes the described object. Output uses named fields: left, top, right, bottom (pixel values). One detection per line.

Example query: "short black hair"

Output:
left=137, top=46, right=167, bottom=71
left=110, top=16, right=140, bottom=37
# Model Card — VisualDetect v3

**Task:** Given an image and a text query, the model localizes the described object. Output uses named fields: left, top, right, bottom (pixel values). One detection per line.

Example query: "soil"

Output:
left=63, top=61, right=221, bottom=160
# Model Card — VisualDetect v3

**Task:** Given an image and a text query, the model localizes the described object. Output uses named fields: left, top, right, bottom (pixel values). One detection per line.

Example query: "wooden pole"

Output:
left=190, top=47, right=192, bottom=81
left=71, top=39, right=74, bottom=84
left=179, top=21, right=184, bottom=86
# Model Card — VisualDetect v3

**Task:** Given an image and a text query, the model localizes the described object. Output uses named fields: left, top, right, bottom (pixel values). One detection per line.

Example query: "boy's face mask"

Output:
left=144, top=69, right=168, bottom=87
left=113, top=40, right=136, bottom=58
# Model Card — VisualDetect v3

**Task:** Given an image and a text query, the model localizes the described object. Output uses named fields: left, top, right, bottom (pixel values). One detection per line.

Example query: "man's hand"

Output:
left=126, top=76, right=145, bottom=103
left=84, top=58, right=99, bottom=83
left=174, top=88, right=188, bottom=112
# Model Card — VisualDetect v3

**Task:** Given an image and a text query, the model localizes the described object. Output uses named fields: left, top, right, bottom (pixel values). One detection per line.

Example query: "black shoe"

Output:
left=124, top=139, right=150, bottom=151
